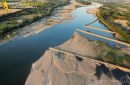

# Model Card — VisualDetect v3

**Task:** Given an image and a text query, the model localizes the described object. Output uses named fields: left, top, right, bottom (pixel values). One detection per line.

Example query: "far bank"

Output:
left=96, top=3, right=130, bottom=43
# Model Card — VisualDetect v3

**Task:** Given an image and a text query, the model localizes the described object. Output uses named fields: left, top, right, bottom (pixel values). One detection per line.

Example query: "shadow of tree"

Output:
left=95, top=63, right=130, bottom=85
left=95, top=64, right=112, bottom=80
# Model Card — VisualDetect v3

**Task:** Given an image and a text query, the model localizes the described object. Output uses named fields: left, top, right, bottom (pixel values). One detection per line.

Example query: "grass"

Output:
left=0, top=0, right=69, bottom=36
left=94, top=41, right=130, bottom=68
left=75, top=0, right=91, bottom=5
left=96, top=3, right=130, bottom=43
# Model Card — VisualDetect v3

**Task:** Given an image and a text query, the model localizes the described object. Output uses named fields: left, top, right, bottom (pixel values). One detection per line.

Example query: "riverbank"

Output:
left=0, top=0, right=84, bottom=45
left=25, top=32, right=130, bottom=85
left=0, top=0, right=69, bottom=43
left=96, top=12, right=130, bottom=43
left=87, top=2, right=102, bottom=14
left=96, top=3, right=130, bottom=43
left=19, top=0, right=85, bottom=37
left=1, top=1, right=130, bottom=85
left=0, top=9, right=22, bottom=16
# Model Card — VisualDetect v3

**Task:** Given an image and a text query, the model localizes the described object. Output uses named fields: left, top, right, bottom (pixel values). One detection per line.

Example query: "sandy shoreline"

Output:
left=0, top=1, right=103, bottom=45
left=18, top=0, right=83, bottom=37
left=25, top=32, right=130, bottom=85
left=0, top=0, right=84, bottom=45
left=87, top=2, right=102, bottom=14
left=0, top=9, right=22, bottom=16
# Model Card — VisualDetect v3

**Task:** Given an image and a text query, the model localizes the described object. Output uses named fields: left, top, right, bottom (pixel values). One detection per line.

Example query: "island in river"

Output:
left=25, top=32, right=130, bottom=85
left=96, top=2, right=130, bottom=43
left=0, top=0, right=90, bottom=45
left=0, top=0, right=130, bottom=85
left=0, top=0, right=70, bottom=44
left=25, top=1, right=130, bottom=85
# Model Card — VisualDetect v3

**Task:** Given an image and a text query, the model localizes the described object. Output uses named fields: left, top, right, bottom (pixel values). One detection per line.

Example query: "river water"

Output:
left=0, top=4, right=124, bottom=85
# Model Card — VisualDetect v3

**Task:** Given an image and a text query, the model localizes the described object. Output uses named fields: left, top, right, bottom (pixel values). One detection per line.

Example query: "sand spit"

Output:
left=17, top=0, right=84, bottom=37
left=0, top=0, right=84, bottom=44
left=87, top=2, right=102, bottom=14
left=87, top=8, right=99, bottom=14
left=57, top=32, right=98, bottom=58
left=25, top=32, right=130, bottom=85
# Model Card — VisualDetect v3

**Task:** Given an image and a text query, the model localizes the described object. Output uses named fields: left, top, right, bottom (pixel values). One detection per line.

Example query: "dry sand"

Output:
left=0, top=0, right=83, bottom=44
left=25, top=32, right=130, bottom=85
left=0, top=9, right=21, bottom=16
left=87, top=2, right=102, bottom=14
left=0, top=2, right=21, bottom=16
left=57, top=32, right=98, bottom=58
left=114, top=19, right=130, bottom=30
left=87, top=8, right=99, bottom=14
left=17, top=0, right=84, bottom=37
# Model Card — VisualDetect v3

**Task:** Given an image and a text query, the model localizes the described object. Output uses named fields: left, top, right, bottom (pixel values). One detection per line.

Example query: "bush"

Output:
left=0, top=0, right=70, bottom=35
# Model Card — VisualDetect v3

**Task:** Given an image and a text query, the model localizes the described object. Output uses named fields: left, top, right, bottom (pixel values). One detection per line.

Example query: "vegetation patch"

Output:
left=94, top=41, right=130, bottom=68
left=75, top=0, right=91, bottom=5
left=0, top=0, right=69, bottom=36
left=96, top=2, right=130, bottom=43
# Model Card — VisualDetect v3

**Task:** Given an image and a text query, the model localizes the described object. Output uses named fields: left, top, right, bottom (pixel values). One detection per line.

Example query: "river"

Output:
left=0, top=3, right=124, bottom=85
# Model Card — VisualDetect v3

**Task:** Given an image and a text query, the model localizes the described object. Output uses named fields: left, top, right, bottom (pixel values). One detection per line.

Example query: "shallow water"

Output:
left=0, top=5, right=124, bottom=85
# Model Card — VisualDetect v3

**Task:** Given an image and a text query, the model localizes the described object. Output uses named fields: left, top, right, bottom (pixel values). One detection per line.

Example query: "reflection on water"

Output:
left=0, top=5, right=124, bottom=85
